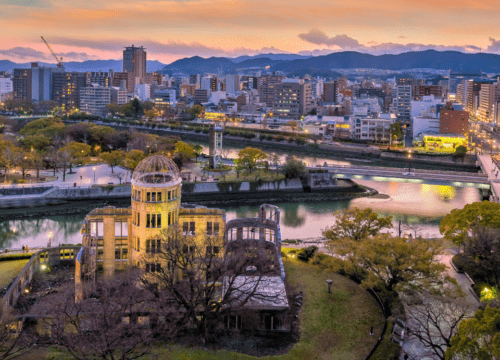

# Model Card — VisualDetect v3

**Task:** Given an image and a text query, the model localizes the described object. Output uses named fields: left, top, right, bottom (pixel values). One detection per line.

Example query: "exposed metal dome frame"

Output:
left=131, top=155, right=181, bottom=186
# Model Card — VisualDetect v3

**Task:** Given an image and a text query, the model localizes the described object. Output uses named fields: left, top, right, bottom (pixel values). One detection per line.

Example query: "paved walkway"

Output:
left=478, top=154, right=500, bottom=201
left=0, top=164, right=129, bottom=189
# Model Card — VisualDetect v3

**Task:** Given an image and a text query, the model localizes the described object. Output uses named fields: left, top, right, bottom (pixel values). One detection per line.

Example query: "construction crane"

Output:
left=40, top=36, right=63, bottom=67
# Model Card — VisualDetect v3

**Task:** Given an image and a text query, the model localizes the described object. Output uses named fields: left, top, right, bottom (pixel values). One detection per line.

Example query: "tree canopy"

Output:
left=326, top=234, right=453, bottom=293
left=446, top=306, right=500, bottom=360
left=19, top=117, right=65, bottom=138
left=282, top=158, right=307, bottom=179
left=439, top=201, right=500, bottom=246
left=323, top=207, right=393, bottom=242
left=237, top=147, right=267, bottom=173
left=100, top=150, right=125, bottom=173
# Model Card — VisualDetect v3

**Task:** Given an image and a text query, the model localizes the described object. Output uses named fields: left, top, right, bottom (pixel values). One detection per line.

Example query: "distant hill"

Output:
left=0, top=60, right=165, bottom=73
left=161, top=50, right=500, bottom=75
left=271, top=50, right=500, bottom=73
left=160, top=56, right=237, bottom=75
left=230, top=53, right=311, bottom=63
left=3, top=50, right=500, bottom=76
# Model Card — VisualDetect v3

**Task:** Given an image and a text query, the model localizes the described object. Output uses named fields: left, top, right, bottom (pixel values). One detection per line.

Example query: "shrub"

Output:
left=0, top=253, right=33, bottom=262
left=288, top=137, right=294, bottom=143
left=276, top=135, right=285, bottom=142
left=259, top=134, right=265, bottom=141
left=297, top=246, right=318, bottom=262
left=452, top=253, right=467, bottom=272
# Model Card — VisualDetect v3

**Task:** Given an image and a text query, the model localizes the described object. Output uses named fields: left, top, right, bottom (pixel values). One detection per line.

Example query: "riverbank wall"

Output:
left=0, top=180, right=375, bottom=220
left=76, top=121, right=479, bottom=172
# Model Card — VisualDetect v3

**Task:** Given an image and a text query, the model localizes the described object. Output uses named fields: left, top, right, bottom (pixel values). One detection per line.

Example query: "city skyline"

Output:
left=1, top=0, right=500, bottom=63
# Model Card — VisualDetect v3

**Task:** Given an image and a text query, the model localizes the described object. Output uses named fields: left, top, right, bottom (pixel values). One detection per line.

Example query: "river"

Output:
left=0, top=179, right=480, bottom=250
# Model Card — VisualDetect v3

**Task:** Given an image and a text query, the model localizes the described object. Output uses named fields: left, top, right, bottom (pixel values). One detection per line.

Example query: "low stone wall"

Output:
left=0, top=246, right=79, bottom=316
left=0, top=186, right=53, bottom=196
left=45, top=185, right=132, bottom=199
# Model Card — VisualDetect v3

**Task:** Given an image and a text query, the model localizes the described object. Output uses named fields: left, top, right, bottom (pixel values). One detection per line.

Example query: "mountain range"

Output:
left=2, top=50, right=500, bottom=76
left=0, top=60, right=166, bottom=73
left=161, top=50, right=500, bottom=75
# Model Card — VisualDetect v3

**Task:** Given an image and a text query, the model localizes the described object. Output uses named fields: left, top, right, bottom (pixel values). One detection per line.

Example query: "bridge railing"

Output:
left=321, top=164, right=487, bottom=178
left=0, top=246, right=80, bottom=317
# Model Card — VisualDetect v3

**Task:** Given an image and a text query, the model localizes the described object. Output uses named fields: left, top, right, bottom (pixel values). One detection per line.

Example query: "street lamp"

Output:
left=407, top=150, right=412, bottom=173
left=326, top=279, right=333, bottom=293
left=93, top=166, right=96, bottom=182
left=47, top=231, right=53, bottom=248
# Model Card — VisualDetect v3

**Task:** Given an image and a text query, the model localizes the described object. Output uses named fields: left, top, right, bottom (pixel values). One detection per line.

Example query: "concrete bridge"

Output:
left=313, top=164, right=490, bottom=189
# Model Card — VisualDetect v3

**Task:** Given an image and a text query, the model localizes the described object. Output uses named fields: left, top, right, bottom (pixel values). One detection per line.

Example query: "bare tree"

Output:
left=0, top=311, right=33, bottom=360
left=111, top=172, right=125, bottom=185
left=41, top=271, right=179, bottom=360
left=142, top=226, right=286, bottom=344
left=403, top=293, right=474, bottom=360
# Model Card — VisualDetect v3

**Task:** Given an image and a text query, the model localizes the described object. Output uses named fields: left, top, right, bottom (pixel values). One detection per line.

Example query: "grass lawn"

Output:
left=0, top=259, right=29, bottom=288
left=40, top=258, right=385, bottom=360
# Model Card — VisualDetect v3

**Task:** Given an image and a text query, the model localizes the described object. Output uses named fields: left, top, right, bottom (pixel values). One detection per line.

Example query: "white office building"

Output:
left=135, top=83, right=151, bottom=102
left=154, top=89, right=176, bottom=107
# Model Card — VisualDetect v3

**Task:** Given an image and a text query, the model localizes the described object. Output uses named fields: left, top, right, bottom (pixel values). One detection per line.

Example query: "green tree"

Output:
left=192, top=144, right=203, bottom=162
left=326, top=234, right=454, bottom=293
left=174, top=141, right=195, bottom=163
left=118, top=103, right=134, bottom=117
left=143, top=100, right=155, bottom=111
left=100, top=150, right=125, bottom=173
left=130, top=98, right=144, bottom=118
left=237, top=147, right=267, bottom=173
left=124, top=150, right=145, bottom=173
left=323, top=207, right=393, bottom=242
left=189, top=104, right=204, bottom=119
left=67, top=141, right=92, bottom=165
left=34, top=100, right=58, bottom=115
left=0, top=141, right=19, bottom=183
left=286, top=120, right=299, bottom=134
left=19, top=117, right=65, bottom=138
left=19, top=135, right=51, bottom=153
left=390, top=122, right=402, bottom=145
left=439, top=201, right=500, bottom=246
left=446, top=306, right=500, bottom=360
left=105, top=103, right=120, bottom=117
left=282, top=158, right=306, bottom=179
left=453, top=145, right=468, bottom=163
left=269, top=153, right=280, bottom=175
left=144, top=109, right=159, bottom=121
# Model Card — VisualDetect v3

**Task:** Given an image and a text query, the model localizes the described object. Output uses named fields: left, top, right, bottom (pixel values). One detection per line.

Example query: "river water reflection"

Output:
left=0, top=180, right=481, bottom=250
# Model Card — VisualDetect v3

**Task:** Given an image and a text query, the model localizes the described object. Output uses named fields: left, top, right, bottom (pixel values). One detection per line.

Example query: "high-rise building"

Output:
left=12, top=68, right=32, bottom=101
left=273, top=80, right=312, bottom=119
left=413, top=85, right=443, bottom=101
left=396, top=85, right=412, bottom=126
left=322, top=81, right=338, bottom=104
left=154, top=89, right=176, bottom=107
left=80, top=85, right=112, bottom=117
left=135, top=83, right=152, bottom=102
left=201, top=76, right=220, bottom=92
left=123, top=45, right=147, bottom=92
left=0, top=76, right=13, bottom=101
left=86, top=71, right=114, bottom=87
left=194, top=89, right=211, bottom=104
left=225, top=74, right=240, bottom=95
left=440, top=107, right=469, bottom=135
left=467, top=79, right=495, bottom=115
left=337, top=75, right=348, bottom=91
left=449, top=72, right=482, bottom=93
left=112, top=72, right=135, bottom=93
left=144, top=72, right=162, bottom=86
left=478, top=83, right=496, bottom=122
left=259, top=73, right=285, bottom=108
left=52, top=72, right=87, bottom=112
left=31, top=63, right=65, bottom=103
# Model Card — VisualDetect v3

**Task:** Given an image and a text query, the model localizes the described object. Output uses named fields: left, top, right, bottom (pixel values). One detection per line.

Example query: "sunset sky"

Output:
left=1, top=0, right=500, bottom=64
